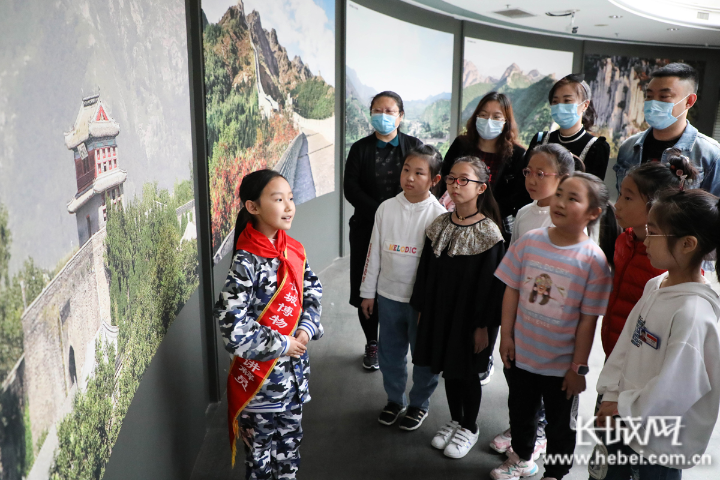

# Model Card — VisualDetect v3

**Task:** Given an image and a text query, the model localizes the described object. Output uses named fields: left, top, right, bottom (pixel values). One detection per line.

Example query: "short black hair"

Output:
left=406, top=144, right=442, bottom=177
left=651, top=63, right=698, bottom=93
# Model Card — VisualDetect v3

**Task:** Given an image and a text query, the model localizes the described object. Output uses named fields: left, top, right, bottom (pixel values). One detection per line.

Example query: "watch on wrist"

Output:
left=571, top=362, right=589, bottom=376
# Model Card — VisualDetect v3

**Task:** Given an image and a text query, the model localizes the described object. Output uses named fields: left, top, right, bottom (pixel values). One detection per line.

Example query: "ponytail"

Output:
left=628, top=149, right=699, bottom=204
left=232, top=169, right=286, bottom=255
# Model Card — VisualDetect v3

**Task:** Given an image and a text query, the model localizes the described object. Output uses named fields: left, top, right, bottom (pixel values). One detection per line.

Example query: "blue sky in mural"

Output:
left=346, top=1, right=453, bottom=101
left=202, top=0, right=335, bottom=86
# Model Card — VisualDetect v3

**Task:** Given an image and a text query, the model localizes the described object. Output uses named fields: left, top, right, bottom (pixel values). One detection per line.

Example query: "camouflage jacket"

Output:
left=214, top=249, right=323, bottom=412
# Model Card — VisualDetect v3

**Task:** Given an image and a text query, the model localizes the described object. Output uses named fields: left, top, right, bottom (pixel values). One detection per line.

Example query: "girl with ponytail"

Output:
left=216, top=169, right=324, bottom=477
left=410, top=156, right=507, bottom=459
left=596, top=188, right=720, bottom=479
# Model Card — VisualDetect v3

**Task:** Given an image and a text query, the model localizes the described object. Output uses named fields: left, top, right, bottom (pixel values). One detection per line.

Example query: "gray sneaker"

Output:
left=363, top=342, right=379, bottom=370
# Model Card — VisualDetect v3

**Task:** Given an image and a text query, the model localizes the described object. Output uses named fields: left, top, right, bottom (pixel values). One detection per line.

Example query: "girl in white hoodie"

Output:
left=595, top=188, right=720, bottom=479
left=360, top=145, right=446, bottom=431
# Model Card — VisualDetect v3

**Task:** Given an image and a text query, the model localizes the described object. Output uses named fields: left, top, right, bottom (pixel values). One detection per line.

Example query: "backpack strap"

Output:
left=578, top=136, right=599, bottom=162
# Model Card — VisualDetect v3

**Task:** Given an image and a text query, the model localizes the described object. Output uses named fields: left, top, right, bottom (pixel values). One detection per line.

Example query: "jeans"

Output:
left=590, top=435, right=682, bottom=480
left=377, top=295, right=439, bottom=410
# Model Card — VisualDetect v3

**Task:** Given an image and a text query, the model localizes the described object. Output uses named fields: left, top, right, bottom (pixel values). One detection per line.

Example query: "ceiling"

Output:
left=401, top=0, right=720, bottom=47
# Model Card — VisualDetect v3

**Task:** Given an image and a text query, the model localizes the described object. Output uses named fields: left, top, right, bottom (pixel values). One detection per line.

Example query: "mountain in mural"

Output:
left=583, top=54, right=704, bottom=156
left=461, top=63, right=556, bottom=145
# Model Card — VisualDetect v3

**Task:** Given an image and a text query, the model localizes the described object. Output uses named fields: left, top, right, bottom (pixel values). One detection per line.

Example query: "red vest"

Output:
left=601, top=228, right=665, bottom=356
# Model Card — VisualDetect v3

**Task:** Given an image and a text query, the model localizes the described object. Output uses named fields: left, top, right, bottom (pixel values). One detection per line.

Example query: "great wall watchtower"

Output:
left=64, top=94, right=127, bottom=245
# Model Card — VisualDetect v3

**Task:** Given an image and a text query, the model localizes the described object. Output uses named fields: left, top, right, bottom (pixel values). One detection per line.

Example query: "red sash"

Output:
left=227, top=224, right=306, bottom=466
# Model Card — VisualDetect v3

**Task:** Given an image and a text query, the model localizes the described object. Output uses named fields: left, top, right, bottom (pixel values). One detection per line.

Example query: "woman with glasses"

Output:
left=440, top=92, right=530, bottom=240
left=527, top=74, right=610, bottom=181
left=344, top=91, right=423, bottom=371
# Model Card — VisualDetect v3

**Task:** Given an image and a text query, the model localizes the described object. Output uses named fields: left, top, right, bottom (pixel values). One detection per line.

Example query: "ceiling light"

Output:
left=595, top=24, right=609, bottom=27
left=609, top=15, right=623, bottom=18
left=667, top=27, right=680, bottom=30
left=494, top=8, right=535, bottom=19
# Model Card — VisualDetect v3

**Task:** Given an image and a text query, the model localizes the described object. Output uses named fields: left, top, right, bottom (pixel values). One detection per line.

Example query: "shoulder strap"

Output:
left=540, top=131, right=550, bottom=146
left=578, top=136, right=599, bottom=162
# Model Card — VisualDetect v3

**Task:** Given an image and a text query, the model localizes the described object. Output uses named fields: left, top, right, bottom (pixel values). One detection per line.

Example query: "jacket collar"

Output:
left=633, top=121, right=698, bottom=153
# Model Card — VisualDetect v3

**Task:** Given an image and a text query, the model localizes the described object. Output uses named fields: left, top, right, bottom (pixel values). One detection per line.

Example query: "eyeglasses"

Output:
left=371, top=108, right=400, bottom=116
left=522, top=168, right=559, bottom=180
left=644, top=224, right=676, bottom=239
left=445, top=176, right=484, bottom=186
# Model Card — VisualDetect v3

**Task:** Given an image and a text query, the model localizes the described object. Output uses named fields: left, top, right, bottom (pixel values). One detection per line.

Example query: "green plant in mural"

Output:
left=291, top=78, right=334, bottom=120
left=48, top=182, right=199, bottom=480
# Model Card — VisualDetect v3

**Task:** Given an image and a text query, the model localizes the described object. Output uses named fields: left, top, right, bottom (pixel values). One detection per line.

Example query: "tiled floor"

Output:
left=190, top=256, right=720, bottom=479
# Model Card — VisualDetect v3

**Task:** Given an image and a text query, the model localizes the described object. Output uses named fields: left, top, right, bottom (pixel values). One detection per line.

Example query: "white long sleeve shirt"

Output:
left=596, top=272, right=720, bottom=468
left=360, top=192, right=446, bottom=303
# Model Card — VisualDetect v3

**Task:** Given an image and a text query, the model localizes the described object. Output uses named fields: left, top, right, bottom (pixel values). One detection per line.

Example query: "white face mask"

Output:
left=475, top=117, right=505, bottom=140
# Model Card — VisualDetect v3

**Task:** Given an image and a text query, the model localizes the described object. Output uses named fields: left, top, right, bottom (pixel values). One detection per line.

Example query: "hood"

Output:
left=396, top=191, right=441, bottom=210
left=646, top=273, right=720, bottom=320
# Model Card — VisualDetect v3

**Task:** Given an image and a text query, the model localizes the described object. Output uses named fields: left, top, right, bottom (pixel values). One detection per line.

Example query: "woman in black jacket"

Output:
left=343, top=91, right=422, bottom=371
left=440, top=92, right=530, bottom=239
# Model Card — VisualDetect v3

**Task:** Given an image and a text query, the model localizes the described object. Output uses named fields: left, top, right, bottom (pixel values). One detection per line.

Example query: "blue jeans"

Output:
left=377, top=295, right=439, bottom=410
left=590, top=431, right=682, bottom=480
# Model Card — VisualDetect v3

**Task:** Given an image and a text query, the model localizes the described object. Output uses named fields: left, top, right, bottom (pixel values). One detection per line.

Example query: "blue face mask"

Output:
left=643, top=95, right=690, bottom=130
left=475, top=118, right=505, bottom=140
left=371, top=113, right=398, bottom=136
left=551, top=103, right=583, bottom=129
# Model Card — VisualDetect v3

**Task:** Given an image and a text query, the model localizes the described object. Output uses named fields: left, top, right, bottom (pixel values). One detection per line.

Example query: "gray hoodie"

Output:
left=597, top=272, right=720, bottom=468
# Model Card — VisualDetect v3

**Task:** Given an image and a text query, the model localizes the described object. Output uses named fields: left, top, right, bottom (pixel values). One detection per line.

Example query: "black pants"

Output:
left=444, top=374, right=482, bottom=433
left=356, top=304, right=378, bottom=344
left=508, top=365, right=578, bottom=479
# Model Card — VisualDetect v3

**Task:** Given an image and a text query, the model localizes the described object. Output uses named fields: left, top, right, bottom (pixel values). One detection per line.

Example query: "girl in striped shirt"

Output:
left=491, top=172, right=613, bottom=480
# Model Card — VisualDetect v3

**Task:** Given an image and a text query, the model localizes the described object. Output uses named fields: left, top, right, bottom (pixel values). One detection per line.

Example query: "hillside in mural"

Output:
left=583, top=54, right=705, bottom=157
left=345, top=67, right=452, bottom=156
left=462, top=61, right=558, bottom=146
left=203, top=0, right=336, bottom=260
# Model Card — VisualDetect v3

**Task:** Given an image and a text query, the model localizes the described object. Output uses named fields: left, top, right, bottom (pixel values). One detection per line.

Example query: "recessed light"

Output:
left=609, top=15, right=622, bottom=19
left=594, top=24, right=609, bottom=27
left=667, top=27, right=680, bottom=30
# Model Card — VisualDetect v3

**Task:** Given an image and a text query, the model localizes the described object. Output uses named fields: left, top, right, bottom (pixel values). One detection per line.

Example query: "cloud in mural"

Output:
left=346, top=1, right=453, bottom=101
left=202, top=0, right=335, bottom=86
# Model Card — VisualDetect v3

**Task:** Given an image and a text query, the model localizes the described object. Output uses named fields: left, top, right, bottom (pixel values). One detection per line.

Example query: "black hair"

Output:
left=405, top=144, right=443, bottom=179
left=232, top=169, right=286, bottom=254
left=561, top=172, right=620, bottom=266
left=548, top=74, right=597, bottom=130
left=527, top=143, right=576, bottom=177
left=651, top=62, right=699, bottom=94
left=451, top=156, right=504, bottom=233
left=370, top=91, right=404, bottom=114
left=627, top=149, right=699, bottom=205
left=651, top=189, right=720, bottom=279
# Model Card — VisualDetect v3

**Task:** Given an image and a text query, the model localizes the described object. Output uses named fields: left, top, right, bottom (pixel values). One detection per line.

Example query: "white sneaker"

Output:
left=490, top=428, right=512, bottom=453
left=490, top=450, right=538, bottom=479
left=506, top=436, right=547, bottom=461
left=443, top=425, right=479, bottom=459
left=431, top=420, right=459, bottom=450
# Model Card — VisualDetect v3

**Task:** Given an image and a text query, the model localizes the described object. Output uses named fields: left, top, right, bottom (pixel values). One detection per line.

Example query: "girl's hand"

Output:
left=562, top=370, right=586, bottom=399
left=286, top=336, right=307, bottom=358
left=596, top=401, right=619, bottom=428
left=499, top=334, right=515, bottom=369
left=360, top=298, right=374, bottom=319
left=474, top=327, right=489, bottom=353
left=295, top=329, right=310, bottom=346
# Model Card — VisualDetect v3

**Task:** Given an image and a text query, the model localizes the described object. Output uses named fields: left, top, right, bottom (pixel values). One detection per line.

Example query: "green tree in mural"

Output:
left=50, top=182, right=199, bottom=480
left=291, top=78, right=334, bottom=120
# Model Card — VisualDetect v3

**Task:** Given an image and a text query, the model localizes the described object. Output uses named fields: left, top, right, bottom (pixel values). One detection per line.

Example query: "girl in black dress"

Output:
left=344, top=91, right=423, bottom=370
left=411, top=156, right=506, bottom=459
left=526, top=74, right=610, bottom=180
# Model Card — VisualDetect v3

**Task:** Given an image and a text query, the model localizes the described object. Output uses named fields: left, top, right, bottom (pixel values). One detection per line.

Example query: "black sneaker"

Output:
left=378, top=402, right=406, bottom=426
left=363, top=342, right=379, bottom=370
left=399, top=407, right=428, bottom=431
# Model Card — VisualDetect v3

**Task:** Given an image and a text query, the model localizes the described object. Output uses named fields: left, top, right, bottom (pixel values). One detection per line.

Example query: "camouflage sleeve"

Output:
left=214, top=251, right=289, bottom=361
left=297, top=260, right=323, bottom=341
